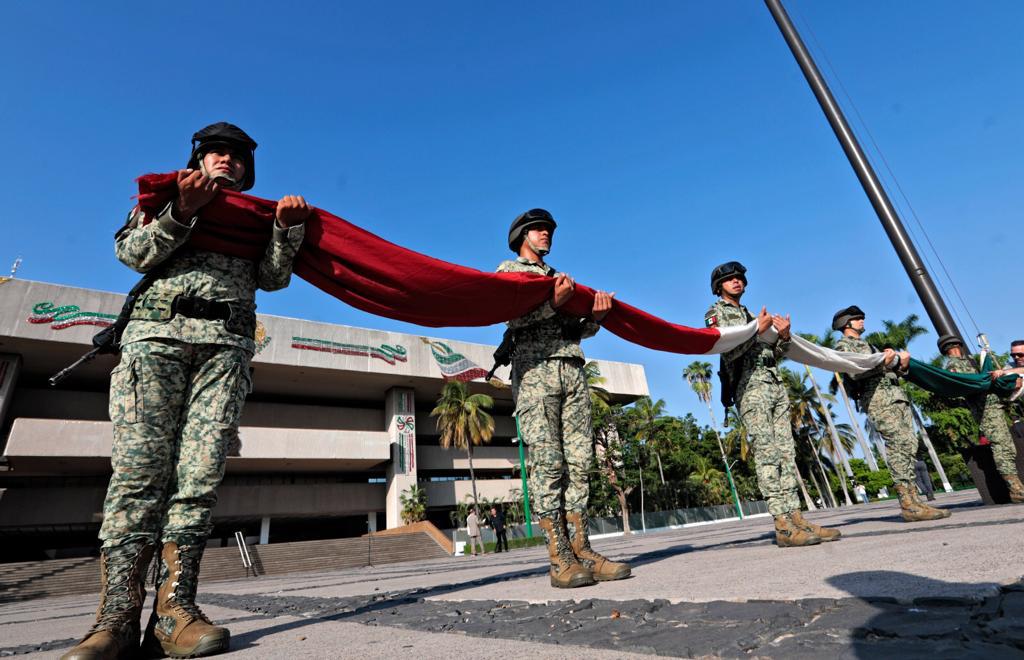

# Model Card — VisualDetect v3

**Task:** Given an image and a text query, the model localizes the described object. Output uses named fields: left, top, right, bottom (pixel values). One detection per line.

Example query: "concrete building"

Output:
left=0, top=278, right=648, bottom=560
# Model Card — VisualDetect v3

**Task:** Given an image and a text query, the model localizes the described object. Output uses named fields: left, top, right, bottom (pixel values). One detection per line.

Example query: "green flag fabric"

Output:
left=905, top=356, right=1021, bottom=399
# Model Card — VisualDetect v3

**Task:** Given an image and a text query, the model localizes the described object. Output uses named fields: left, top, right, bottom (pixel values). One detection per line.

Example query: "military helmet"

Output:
left=508, top=208, right=557, bottom=253
left=710, top=261, right=747, bottom=295
left=937, top=334, right=964, bottom=355
left=187, top=122, right=258, bottom=191
left=831, top=305, right=866, bottom=331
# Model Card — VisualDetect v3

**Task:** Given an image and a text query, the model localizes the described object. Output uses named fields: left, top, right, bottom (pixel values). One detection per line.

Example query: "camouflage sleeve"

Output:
left=835, top=338, right=882, bottom=380
left=943, top=357, right=974, bottom=374
left=773, top=338, right=791, bottom=361
left=707, top=304, right=755, bottom=366
left=580, top=319, right=601, bottom=340
left=114, top=202, right=196, bottom=273
left=497, top=260, right=557, bottom=329
left=257, top=221, right=305, bottom=292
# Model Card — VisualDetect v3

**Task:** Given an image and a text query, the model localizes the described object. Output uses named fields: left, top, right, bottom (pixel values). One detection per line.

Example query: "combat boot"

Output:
left=565, top=510, right=631, bottom=581
left=895, top=483, right=951, bottom=521
left=142, top=541, right=229, bottom=658
left=773, top=512, right=822, bottom=548
left=790, top=510, right=842, bottom=542
left=1003, top=474, right=1024, bottom=504
left=538, top=513, right=595, bottom=589
left=61, top=539, right=155, bottom=660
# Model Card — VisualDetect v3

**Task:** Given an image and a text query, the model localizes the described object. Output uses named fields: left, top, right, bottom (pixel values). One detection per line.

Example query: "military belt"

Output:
left=131, top=293, right=255, bottom=337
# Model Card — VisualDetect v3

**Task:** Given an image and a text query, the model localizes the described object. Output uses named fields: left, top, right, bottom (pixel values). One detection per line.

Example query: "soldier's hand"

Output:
left=276, top=195, right=312, bottom=228
left=174, top=168, right=220, bottom=219
left=592, top=291, right=615, bottom=322
left=756, top=307, right=772, bottom=334
left=882, top=348, right=896, bottom=366
left=990, top=369, right=1006, bottom=380
left=552, top=273, right=575, bottom=308
left=772, top=314, right=791, bottom=340
left=899, top=350, right=911, bottom=371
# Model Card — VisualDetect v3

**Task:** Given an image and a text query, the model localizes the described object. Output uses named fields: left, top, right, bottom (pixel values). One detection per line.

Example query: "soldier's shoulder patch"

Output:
left=705, top=312, right=718, bottom=328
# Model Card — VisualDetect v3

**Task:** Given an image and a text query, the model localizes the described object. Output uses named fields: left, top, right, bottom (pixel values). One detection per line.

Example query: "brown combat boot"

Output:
left=895, top=483, right=951, bottom=521
left=61, top=539, right=155, bottom=660
left=565, top=510, right=631, bottom=581
left=790, top=510, right=842, bottom=542
left=538, top=513, right=595, bottom=589
left=142, top=541, right=229, bottom=658
left=774, top=512, right=822, bottom=548
left=1003, top=474, right=1024, bottom=504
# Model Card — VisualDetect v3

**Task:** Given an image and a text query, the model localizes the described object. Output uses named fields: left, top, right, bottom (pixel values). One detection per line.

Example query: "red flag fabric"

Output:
left=136, top=173, right=753, bottom=355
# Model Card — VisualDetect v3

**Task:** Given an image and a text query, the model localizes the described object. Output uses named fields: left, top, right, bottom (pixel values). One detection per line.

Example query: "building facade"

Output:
left=0, top=278, right=648, bottom=560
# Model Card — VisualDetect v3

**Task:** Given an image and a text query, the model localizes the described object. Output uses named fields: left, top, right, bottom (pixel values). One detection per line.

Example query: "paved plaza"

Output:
left=3, top=490, right=1022, bottom=658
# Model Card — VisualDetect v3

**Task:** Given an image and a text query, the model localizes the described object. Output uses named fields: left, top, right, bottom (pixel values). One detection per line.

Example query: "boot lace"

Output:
left=165, top=545, right=213, bottom=624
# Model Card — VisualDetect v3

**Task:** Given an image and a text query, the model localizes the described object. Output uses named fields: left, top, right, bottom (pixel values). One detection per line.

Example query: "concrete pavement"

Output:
left=3, top=490, right=1022, bottom=658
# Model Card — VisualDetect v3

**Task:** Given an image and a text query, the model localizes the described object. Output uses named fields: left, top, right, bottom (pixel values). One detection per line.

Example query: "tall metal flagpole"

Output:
left=763, top=0, right=966, bottom=346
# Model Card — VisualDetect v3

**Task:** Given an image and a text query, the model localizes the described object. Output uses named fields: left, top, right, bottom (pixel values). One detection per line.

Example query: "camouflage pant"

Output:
left=975, top=397, right=1019, bottom=476
left=100, top=339, right=251, bottom=549
left=865, top=397, right=916, bottom=486
left=513, top=358, right=593, bottom=517
left=737, top=380, right=801, bottom=516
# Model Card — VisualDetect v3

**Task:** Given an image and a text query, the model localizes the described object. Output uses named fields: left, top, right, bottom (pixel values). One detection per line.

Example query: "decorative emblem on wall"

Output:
left=254, top=320, right=271, bottom=354
left=28, top=302, right=116, bottom=329
left=291, top=336, right=408, bottom=365
left=396, top=414, right=416, bottom=473
left=421, top=338, right=506, bottom=387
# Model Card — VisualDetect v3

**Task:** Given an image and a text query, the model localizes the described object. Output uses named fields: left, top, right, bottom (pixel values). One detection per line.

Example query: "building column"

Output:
left=0, top=354, right=21, bottom=429
left=384, top=387, right=417, bottom=529
left=259, top=517, right=271, bottom=545
left=367, top=513, right=377, bottom=533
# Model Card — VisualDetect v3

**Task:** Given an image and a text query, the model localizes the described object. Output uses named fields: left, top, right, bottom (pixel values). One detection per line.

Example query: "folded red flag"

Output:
left=135, top=173, right=753, bottom=355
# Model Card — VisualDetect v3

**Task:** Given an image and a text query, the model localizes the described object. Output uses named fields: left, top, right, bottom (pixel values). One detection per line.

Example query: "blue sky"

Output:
left=3, top=1, right=1022, bottom=443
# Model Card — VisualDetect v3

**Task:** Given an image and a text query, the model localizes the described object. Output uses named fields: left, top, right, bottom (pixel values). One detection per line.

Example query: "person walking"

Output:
left=489, top=506, right=509, bottom=553
left=466, top=508, right=485, bottom=556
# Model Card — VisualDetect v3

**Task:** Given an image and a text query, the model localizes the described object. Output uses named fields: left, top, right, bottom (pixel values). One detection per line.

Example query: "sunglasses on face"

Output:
left=1011, top=353, right=1024, bottom=359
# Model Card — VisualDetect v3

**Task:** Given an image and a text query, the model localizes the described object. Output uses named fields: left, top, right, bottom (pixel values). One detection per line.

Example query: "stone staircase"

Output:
left=0, top=527, right=450, bottom=603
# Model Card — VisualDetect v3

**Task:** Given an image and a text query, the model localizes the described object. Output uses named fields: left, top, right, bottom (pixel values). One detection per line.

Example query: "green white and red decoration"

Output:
left=421, top=337, right=496, bottom=383
left=28, top=302, right=116, bottom=330
left=291, top=336, right=408, bottom=365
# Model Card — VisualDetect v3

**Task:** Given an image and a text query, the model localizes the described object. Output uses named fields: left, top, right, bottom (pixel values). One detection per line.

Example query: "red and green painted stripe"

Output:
left=28, top=302, right=117, bottom=330
left=291, top=337, right=408, bottom=365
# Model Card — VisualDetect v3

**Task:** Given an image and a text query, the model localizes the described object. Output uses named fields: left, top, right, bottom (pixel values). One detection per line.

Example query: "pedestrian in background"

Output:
left=489, top=506, right=509, bottom=553
left=466, top=508, right=485, bottom=557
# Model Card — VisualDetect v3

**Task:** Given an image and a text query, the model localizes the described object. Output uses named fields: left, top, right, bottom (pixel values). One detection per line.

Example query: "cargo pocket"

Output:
left=108, top=358, right=140, bottom=425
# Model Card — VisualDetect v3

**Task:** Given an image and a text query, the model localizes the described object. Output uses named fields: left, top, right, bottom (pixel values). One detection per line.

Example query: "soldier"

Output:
left=706, top=261, right=840, bottom=547
left=832, top=306, right=951, bottom=521
left=939, top=335, right=1024, bottom=503
left=63, top=123, right=310, bottom=660
left=498, top=208, right=630, bottom=588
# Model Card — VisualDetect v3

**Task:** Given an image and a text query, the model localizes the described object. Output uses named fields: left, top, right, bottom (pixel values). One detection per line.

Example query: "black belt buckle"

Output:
left=192, top=297, right=210, bottom=318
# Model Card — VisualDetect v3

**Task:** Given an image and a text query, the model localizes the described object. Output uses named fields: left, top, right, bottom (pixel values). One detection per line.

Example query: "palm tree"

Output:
left=683, top=360, right=744, bottom=517
left=686, top=455, right=727, bottom=506
left=399, top=484, right=427, bottom=524
left=633, top=396, right=669, bottom=485
left=587, top=361, right=635, bottom=532
left=865, top=314, right=928, bottom=351
left=430, top=380, right=495, bottom=511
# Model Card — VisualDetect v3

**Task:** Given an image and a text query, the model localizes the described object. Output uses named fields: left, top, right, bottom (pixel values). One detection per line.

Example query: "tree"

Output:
left=685, top=455, right=727, bottom=506
left=400, top=484, right=427, bottom=524
left=864, top=313, right=928, bottom=351
left=684, top=360, right=744, bottom=517
left=430, top=380, right=495, bottom=511
left=633, top=396, right=669, bottom=484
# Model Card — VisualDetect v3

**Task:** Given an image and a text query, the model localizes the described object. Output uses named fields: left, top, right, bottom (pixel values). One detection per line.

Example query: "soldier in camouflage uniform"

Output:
left=498, top=209, right=629, bottom=588
left=939, top=335, right=1024, bottom=503
left=64, top=123, right=310, bottom=660
left=705, top=261, right=838, bottom=547
left=832, top=305, right=951, bottom=521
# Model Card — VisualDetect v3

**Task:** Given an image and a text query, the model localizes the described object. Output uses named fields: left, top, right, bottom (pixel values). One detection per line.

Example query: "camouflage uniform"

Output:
left=705, top=300, right=800, bottom=517
left=944, top=355, right=1019, bottom=476
left=835, top=335, right=917, bottom=486
left=100, top=201, right=303, bottom=549
left=497, top=256, right=598, bottom=517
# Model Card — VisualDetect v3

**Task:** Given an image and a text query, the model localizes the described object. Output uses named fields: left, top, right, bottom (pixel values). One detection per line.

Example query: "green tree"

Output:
left=399, top=484, right=427, bottom=524
left=864, top=313, right=928, bottom=351
left=686, top=455, right=727, bottom=506
left=430, top=380, right=495, bottom=511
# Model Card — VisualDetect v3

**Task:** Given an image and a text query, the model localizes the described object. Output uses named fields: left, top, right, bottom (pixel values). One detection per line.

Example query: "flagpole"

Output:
left=513, top=417, right=534, bottom=538
left=805, top=366, right=854, bottom=505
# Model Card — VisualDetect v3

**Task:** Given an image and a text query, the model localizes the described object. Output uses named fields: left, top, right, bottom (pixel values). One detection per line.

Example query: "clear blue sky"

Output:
left=3, top=1, right=1022, bottom=439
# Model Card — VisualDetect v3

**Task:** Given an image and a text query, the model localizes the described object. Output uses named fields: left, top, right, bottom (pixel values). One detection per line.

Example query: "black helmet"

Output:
left=710, top=261, right=747, bottom=295
left=831, top=305, right=866, bottom=331
left=508, top=208, right=557, bottom=253
left=937, top=334, right=964, bottom=355
left=187, top=122, right=258, bottom=191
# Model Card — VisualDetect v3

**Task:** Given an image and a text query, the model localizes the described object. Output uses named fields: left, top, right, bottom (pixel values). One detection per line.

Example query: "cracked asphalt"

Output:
left=3, top=490, right=1023, bottom=658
